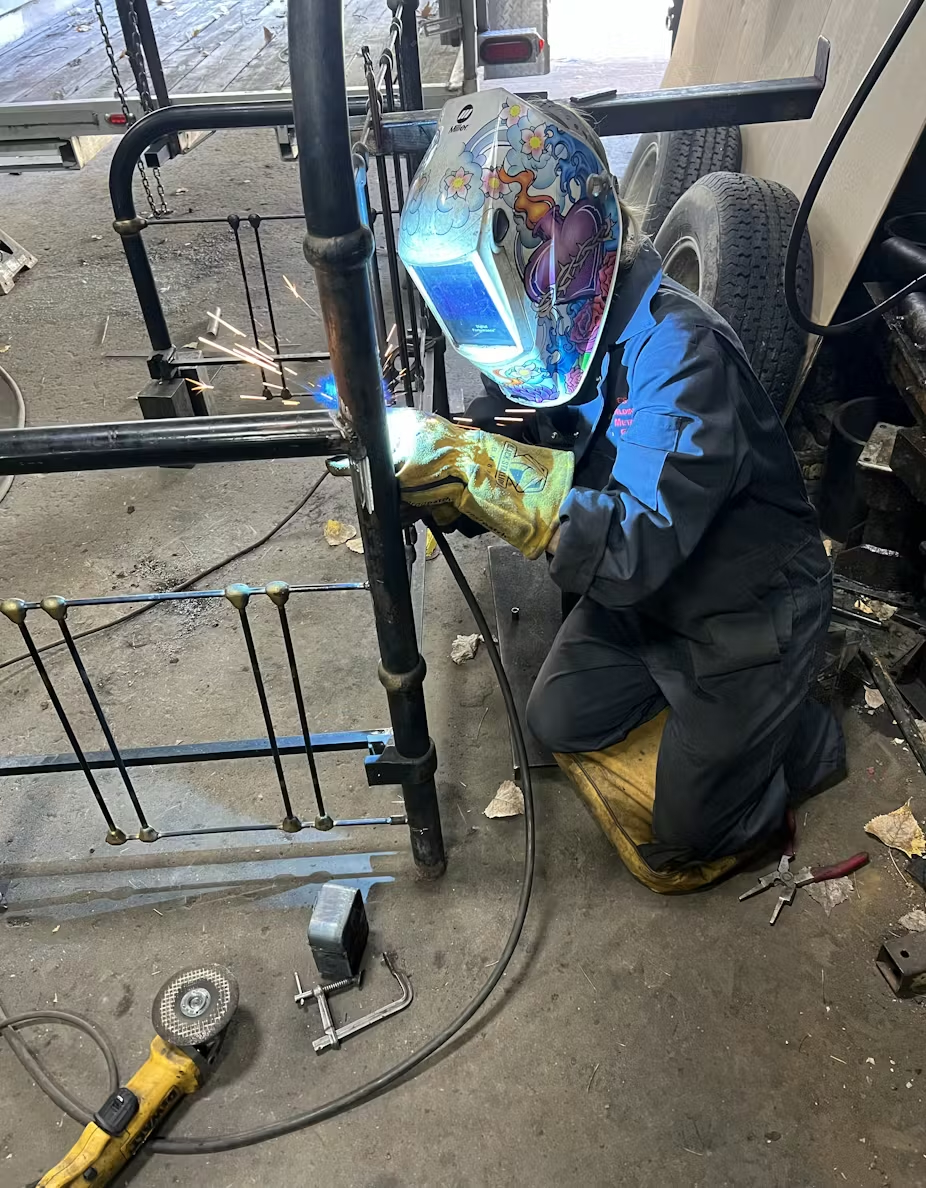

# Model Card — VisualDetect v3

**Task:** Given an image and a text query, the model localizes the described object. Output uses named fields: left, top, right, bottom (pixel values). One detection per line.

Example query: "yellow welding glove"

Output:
left=331, top=409, right=574, bottom=560
left=554, top=711, right=739, bottom=894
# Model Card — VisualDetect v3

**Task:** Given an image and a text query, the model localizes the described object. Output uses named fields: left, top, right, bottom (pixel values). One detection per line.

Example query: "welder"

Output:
left=388, top=88, right=845, bottom=892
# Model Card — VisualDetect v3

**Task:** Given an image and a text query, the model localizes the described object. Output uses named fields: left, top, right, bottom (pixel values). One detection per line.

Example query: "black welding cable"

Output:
left=0, top=469, right=329, bottom=675
left=784, top=0, right=926, bottom=336
left=2, top=527, right=537, bottom=1156
left=0, top=1009, right=119, bottom=1124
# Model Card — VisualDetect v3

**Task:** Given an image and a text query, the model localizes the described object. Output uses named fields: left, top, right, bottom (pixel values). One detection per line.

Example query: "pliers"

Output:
left=739, top=813, right=869, bottom=924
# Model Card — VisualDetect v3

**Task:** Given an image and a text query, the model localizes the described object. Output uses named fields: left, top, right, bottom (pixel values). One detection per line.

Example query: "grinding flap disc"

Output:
left=152, top=964, right=238, bottom=1047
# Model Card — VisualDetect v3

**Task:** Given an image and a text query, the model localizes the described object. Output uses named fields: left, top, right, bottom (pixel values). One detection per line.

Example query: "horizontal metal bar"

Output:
left=171, top=349, right=330, bottom=367
left=0, top=84, right=458, bottom=142
left=0, top=730, right=393, bottom=777
left=15, top=583, right=369, bottom=611
left=368, top=41, right=829, bottom=153
left=155, top=816, right=407, bottom=839
left=0, top=411, right=344, bottom=475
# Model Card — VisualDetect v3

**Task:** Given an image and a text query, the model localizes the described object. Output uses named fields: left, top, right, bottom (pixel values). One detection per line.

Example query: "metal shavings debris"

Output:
left=90, top=234, right=103, bottom=241
left=807, top=877, right=855, bottom=915
left=484, top=779, right=524, bottom=818
left=51, top=925, right=60, bottom=933
left=450, top=633, right=482, bottom=664
left=898, top=908, right=926, bottom=931
left=865, top=800, right=926, bottom=857
left=324, top=519, right=358, bottom=546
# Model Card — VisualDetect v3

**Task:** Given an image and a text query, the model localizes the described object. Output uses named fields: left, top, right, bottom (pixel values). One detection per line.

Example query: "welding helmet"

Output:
left=398, top=88, right=621, bottom=408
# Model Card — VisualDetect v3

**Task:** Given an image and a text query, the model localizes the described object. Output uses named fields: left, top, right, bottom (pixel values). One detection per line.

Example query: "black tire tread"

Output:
left=692, top=171, right=812, bottom=414
left=623, top=126, right=742, bottom=237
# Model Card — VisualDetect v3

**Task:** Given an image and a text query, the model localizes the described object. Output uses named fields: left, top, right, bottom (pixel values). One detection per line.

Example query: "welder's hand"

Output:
left=327, top=410, right=573, bottom=558
left=388, top=409, right=573, bottom=559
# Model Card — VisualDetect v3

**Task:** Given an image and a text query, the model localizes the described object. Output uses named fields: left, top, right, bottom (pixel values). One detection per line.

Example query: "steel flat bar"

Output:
left=170, top=351, right=330, bottom=366
left=0, top=731, right=391, bottom=777
left=16, top=583, right=368, bottom=611
left=0, top=412, right=344, bottom=474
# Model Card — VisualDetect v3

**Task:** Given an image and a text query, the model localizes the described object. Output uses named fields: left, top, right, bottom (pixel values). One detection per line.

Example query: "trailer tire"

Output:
left=620, top=127, right=742, bottom=237
left=653, top=171, right=813, bottom=415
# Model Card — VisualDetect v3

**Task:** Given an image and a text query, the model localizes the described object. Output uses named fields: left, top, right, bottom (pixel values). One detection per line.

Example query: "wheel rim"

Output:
left=623, top=140, right=659, bottom=210
left=661, top=235, right=702, bottom=296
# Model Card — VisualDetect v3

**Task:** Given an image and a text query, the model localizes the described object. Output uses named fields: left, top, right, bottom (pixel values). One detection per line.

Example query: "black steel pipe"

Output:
left=289, top=0, right=445, bottom=876
left=0, top=412, right=343, bottom=475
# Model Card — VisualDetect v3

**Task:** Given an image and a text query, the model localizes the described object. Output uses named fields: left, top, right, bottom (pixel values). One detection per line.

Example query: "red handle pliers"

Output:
left=739, top=812, right=869, bottom=924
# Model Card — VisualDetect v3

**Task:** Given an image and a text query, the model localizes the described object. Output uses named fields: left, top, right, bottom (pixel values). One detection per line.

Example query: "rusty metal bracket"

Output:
left=876, top=932, right=926, bottom=997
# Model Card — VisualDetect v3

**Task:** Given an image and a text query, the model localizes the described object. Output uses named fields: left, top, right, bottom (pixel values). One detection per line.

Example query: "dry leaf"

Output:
left=484, top=780, right=524, bottom=818
left=806, top=877, right=855, bottom=915
left=190, top=25, right=201, bottom=35
left=0, top=345, right=9, bottom=353
left=346, top=538, right=364, bottom=554
left=51, top=924, right=60, bottom=933
left=898, top=908, right=926, bottom=932
left=263, top=24, right=274, bottom=42
left=75, top=22, right=90, bottom=29
left=864, top=688, right=885, bottom=710
left=425, top=529, right=438, bottom=560
left=865, top=800, right=926, bottom=857
left=323, top=519, right=357, bottom=546
left=450, top=632, right=481, bottom=664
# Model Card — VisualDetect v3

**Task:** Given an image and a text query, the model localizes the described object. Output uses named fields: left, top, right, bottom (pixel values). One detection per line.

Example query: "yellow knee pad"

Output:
left=554, top=711, right=738, bottom=894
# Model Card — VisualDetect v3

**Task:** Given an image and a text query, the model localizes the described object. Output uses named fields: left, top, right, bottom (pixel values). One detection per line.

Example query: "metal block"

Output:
left=136, top=374, right=196, bottom=420
left=0, top=224, right=37, bottom=295
left=487, top=541, right=559, bottom=772
left=308, top=882, right=369, bottom=982
left=876, top=932, right=926, bottom=998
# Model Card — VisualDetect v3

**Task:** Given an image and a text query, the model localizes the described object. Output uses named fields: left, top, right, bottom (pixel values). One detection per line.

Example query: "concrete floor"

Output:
left=3, top=7, right=926, bottom=1186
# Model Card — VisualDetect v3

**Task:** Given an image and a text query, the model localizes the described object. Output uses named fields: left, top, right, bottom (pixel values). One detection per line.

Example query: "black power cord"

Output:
left=1, top=527, right=536, bottom=1157
left=0, top=470, right=329, bottom=675
left=784, top=0, right=926, bottom=336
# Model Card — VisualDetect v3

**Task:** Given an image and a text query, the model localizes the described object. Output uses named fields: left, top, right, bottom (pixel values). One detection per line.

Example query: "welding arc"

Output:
left=0, top=469, right=329, bottom=675
left=0, top=530, right=536, bottom=1156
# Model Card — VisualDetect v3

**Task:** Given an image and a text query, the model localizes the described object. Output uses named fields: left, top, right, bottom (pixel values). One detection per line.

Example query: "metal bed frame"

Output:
left=0, top=0, right=830, bottom=879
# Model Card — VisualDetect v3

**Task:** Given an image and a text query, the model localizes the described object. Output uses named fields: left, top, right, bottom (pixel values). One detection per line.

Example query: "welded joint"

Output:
left=365, top=739, right=437, bottom=786
left=377, top=653, right=426, bottom=695
left=113, top=216, right=149, bottom=237
left=303, top=225, right=375, bottom=273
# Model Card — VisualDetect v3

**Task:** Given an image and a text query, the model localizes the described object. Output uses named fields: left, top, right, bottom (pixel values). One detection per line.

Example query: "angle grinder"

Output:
left=37, top=964, right=237, bottom=1187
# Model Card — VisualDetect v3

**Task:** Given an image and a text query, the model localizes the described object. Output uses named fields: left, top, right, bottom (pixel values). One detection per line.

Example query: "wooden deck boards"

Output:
left=0, top=0, right=459, bottom=104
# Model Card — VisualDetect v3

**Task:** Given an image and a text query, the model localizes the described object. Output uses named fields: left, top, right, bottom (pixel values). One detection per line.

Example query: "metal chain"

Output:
left=91, top=0, right=169, bottom=218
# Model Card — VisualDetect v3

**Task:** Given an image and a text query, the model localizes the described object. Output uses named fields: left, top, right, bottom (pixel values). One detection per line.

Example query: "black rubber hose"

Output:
left=784, top=0, right=926, bottom=336
left=3, top=529, right=536, bottom=1157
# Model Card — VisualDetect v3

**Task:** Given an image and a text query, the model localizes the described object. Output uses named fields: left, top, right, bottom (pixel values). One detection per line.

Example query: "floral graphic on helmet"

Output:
left=494, top=360, right=544, bottom=385
left=481, top=167, right=503, bottom=199
left=502, top=100, right=527, bottom=127
left=443, top=166, right=474, bottom=199
left=520, top=124, right=548, bottom=161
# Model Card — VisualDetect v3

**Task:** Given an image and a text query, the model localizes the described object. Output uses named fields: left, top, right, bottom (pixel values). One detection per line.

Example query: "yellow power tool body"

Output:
left=38, top=1037, right=201, bottom=1187
left=37, top=964, right=237, bottom=1188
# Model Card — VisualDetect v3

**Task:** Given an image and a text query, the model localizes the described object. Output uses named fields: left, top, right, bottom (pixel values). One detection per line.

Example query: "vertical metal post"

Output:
left=394, top=0, right=426, bottom=175
left=225, top=585, right=302, bottom=832
left=132, top=0, right=171, bottom=110
left=265, top=582, right=332, bottom=829
left=288, top=0, right=445, bottom=875
left=111, top=219, right=172, bottom=353
left=460, top=0, right=478, bottom=95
